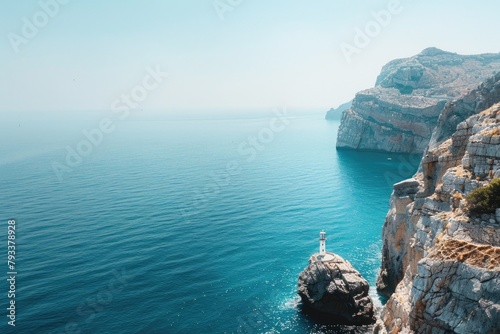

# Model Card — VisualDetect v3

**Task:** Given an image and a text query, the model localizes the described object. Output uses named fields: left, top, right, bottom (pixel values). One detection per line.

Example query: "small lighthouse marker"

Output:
left=319, top=230, right=326, bottom=255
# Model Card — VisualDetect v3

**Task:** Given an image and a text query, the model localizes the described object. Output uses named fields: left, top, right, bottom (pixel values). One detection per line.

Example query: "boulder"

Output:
left=297, top=252, right=375, bottom=325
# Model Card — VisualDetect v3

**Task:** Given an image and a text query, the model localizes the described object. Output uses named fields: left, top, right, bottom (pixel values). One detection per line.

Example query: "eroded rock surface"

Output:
left=337, top=48, right=500, bottom=153
left=376, top=85, right=500, bottom=333
left=298, top=253, right=375, bottom=325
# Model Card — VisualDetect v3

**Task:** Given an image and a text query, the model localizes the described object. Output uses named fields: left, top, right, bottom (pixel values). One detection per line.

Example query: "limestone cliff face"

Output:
left=377, top=73, right=500, bottom=297
left=376, top=79, right=500, bottom=333
left=337, top=48, right=500, bottom=153
left=429, top=72, right=500, bottom=150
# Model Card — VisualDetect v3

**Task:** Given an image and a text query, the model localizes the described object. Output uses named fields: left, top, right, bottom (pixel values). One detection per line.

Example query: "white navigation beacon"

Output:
left=319, top=230, right=326, bottom=255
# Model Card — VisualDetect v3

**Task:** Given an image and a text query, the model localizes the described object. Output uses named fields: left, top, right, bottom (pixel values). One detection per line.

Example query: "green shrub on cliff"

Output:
left=466, top=178, right=500, bottom=214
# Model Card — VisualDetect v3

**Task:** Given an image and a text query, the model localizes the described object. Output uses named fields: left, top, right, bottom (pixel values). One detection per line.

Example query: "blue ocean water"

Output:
left=0, top=113, right=419, bottom=333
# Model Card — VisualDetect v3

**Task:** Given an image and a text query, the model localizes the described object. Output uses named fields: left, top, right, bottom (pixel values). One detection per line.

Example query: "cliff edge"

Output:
left=375, top=73, right=500, bottom=333
left=337, top=48, right=500, bottom=153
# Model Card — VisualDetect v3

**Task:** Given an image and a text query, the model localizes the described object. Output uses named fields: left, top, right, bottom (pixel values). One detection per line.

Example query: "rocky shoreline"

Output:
left=374, top=73, right=500, bottom=332
left=321, top=51, right=500, bottom=332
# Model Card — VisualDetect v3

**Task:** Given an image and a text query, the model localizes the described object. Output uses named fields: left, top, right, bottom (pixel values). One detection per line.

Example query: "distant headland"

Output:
left=334, top=48, right=500, bottom=153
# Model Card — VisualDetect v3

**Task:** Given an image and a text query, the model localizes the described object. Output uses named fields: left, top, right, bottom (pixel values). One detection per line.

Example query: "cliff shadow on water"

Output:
left=335, top=149, right=421, bottom=198
left=333, top=149, right=421, bottom=301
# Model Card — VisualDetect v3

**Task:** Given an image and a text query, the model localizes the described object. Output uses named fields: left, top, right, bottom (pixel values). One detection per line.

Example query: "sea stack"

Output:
left=297, top=231, right=375, bottom=325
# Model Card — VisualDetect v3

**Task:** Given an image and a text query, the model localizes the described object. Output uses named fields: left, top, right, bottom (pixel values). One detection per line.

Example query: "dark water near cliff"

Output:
left=0, top=113, right=419, bottom=333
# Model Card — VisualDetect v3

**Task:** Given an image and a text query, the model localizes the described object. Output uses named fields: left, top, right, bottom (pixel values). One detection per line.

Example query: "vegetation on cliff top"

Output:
left=466, top=178, right=500, bottom=214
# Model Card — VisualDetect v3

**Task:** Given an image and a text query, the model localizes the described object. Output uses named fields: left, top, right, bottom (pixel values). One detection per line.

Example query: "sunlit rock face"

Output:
left=375, top=81, right=500, bottom=333
left=337, top=48, right=500, bottom=153
left=298, top=252, right=375, bottom=326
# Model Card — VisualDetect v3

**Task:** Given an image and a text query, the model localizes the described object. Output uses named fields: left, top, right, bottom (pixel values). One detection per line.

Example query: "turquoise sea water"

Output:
left=0, top=113, right=419, bottom=333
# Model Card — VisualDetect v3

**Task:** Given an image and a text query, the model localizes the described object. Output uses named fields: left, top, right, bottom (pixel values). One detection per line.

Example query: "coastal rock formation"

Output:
left=377, top=73, right=500, bottom=296
left=337, top=48, right=500, bottom=153
left=375, top=75, right=500, bottom=333
left=325, top=100, right=352, bottom=120
left=429, top=72, right=500, bottom=150
left=298, top=252, right=375, bottom=325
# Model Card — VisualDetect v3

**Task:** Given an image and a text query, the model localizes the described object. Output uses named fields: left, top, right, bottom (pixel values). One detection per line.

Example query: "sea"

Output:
left=0, top=110, right=420, bottom=333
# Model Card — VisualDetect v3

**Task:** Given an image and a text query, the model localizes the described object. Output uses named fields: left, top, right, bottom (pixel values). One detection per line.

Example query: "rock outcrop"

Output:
left=298, top=252, right=375, bottom=325
left=375, top=75, right=500, bottom=333
left=429, top=72, right=500, bottom=150
left=337, top=48, right=500, bottom=153
left=377, top=74, right=500, bottom=296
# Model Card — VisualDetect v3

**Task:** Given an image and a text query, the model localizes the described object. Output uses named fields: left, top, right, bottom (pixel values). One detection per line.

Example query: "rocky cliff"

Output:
left=337, top=48, right=500, bottom=153
left=375, top=74, right=500, bottom=333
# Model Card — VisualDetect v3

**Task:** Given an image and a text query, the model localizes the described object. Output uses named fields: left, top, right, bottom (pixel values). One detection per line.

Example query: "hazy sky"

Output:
left=1, top=0, right=500, bottom=114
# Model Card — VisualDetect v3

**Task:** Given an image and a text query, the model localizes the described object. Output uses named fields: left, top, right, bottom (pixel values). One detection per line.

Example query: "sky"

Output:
left=1, top=0, right=500, bottom=115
